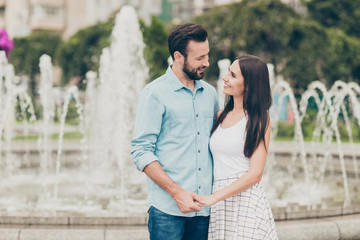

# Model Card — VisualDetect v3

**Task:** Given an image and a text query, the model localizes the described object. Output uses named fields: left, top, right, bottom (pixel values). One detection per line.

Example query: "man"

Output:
left=131, top=23, right=219, bottom=240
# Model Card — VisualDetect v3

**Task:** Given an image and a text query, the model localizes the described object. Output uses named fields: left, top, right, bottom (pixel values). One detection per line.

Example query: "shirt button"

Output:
left=197, top=132, right=200, bottom=135
left=198, top=150, right=200, bottom=153
left=199, top=186, right=201, bottom=189
left=196, top=114, right=199, bottom=117
left=198, top=168, right=201, bottom=171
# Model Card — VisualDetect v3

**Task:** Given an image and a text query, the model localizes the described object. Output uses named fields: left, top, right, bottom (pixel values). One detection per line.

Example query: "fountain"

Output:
left=82, top=4, right=148, bottom=212
left=0, top=5, right=148, bottom=217
left=0, top=6, right=359, bottom=233
left=264, top=69, right=360, bottom=218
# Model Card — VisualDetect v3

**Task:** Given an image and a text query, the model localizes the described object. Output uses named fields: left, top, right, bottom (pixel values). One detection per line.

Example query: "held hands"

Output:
left=171, top=186, right=219, bottom=213
left=172, top=188, right=202, bottom=213
left=193, top=194, right=219, bottom=207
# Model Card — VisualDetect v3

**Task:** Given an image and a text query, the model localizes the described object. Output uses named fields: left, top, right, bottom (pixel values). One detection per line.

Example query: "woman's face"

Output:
left=222, top=60, right=244, bottom=97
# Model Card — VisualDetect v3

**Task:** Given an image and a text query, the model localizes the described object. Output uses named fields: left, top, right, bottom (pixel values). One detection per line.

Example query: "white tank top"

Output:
left=210, top=116, right=249, bottom=181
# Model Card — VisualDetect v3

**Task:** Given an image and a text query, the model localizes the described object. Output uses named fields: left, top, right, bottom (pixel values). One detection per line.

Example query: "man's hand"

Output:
left=143, top=162, right=201, bottom=213
left=172, top=188, right=201, bottom=213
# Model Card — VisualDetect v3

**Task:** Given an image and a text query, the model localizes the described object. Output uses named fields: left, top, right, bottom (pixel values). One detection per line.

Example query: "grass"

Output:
left=51, top=131, right=84, bottom=140
left=12, top=131, right=84, bottom=141
left=274, top=119, right=360, bottom=143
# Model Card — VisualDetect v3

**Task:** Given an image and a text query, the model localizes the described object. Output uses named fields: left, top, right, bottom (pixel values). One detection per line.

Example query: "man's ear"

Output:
left=173, top=51, right=184, bottom=62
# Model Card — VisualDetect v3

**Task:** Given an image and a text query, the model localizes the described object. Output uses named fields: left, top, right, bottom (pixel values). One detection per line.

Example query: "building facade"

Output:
left=162, top=0, right=304, bottom=23
left=163, top=0, right=240, bottom=22
left=0, top=0, right=161, bottom=39
left=0, top=0, right=304, bottom=38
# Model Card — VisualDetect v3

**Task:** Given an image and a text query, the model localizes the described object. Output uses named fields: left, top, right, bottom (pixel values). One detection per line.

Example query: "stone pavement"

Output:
left=0, top=213, right=359, bottom=240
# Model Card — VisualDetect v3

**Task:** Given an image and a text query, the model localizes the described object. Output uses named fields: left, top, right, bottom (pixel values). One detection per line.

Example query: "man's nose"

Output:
left=203, top=59, right=210, bottom=67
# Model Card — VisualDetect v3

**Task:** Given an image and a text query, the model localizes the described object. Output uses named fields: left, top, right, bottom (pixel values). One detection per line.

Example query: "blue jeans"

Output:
left=148, top=206, right=210, bottom=240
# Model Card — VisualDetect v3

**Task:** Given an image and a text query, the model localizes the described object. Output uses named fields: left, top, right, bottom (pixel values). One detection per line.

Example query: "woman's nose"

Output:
left=222, top=75, right=228, bottom=82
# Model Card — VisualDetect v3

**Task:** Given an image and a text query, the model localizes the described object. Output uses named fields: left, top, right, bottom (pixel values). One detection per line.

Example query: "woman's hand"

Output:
left=194, top=194, right=219, bottom=207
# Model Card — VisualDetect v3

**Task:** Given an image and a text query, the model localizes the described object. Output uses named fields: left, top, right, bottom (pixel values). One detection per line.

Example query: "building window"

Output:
left=44, top=6, right=61, bottom=17
left=30, top=5, right=62, bottom=18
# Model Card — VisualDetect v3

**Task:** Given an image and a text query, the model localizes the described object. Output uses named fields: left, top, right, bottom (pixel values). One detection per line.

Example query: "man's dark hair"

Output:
left=168, top=23, right=208, bottom=60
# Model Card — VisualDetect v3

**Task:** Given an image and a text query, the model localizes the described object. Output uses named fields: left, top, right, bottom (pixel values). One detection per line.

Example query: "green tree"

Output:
left=305, top=0, right=360, bottom=38
left=57, top=16, right=169, bottom=87
left=56, top=19, right=114, bottom=88
left=282, top=19, right=329, bottom=89
left=193, top=0, right=300, bottom=82
left=193, top=0, right=360, bottom=88
left=9, top=31, right=63, bottom=96
left=322, top=29, right=360, bottom=84
left=140, top=16, right=169, bottom=81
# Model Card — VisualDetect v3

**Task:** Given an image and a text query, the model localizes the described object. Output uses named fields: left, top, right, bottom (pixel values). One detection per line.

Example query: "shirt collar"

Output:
left=166, top=66, right=204, bottom=92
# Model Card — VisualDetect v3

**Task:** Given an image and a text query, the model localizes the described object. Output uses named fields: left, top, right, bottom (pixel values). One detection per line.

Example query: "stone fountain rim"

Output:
left=1, top=205, right=360, bottom=225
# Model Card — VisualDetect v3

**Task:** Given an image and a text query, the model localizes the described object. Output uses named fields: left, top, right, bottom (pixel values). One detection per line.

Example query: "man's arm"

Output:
left=131, top=89, right=200, bottom=213
left=144, top=161, right=201, bottom=213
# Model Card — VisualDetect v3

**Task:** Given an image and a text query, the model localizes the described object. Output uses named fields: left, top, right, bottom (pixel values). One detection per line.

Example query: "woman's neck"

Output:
left=232, top=96, right=244, bottom=114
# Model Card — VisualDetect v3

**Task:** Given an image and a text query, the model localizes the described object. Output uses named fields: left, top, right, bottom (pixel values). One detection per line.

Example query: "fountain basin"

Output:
left=1, top=140, right=359, bottom=222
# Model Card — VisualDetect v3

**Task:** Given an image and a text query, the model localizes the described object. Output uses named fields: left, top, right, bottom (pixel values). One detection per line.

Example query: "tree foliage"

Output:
left=193, top=0, right=360, bottom=89
left=140, top=16, right=169, bottom=81
left=57, top=16, right=168, bottom=87
left=56, top=19, right=114, bottom=88
left=305, top=0, right=360, bottom=38
left=9, top=1, right=360, bottom=94
left=9, top=31, right=62, bottom=95
left=322, top=29, right=360, bottom=84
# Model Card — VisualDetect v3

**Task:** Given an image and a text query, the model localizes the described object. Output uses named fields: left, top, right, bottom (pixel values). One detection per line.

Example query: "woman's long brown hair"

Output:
left=211, top=55, right=272, bottom=158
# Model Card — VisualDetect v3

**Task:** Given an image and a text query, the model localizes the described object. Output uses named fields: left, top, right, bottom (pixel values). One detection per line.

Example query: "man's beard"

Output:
left=183, top=59, right=205, bottom=80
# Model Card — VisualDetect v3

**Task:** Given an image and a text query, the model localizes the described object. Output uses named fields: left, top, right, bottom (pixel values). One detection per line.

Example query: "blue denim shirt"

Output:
left=131, top=66, right=219, bottom=217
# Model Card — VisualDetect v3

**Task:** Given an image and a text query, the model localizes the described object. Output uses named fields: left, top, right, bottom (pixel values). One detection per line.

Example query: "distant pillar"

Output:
left=217, top=59, right=231, bottom=108
left=267, top=63, right=275, bottom=87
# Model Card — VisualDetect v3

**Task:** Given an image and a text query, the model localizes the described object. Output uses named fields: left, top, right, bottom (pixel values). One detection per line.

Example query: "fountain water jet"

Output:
left=269, top=77, right=360, bottom=208
left=84, top=5, right=148, bottom=210
left=54, top=85, right=84, bottom=202
left=272, top=79, right=310, bottom=183
left=0, top=52, right=36, bottom=175
left=0, top=5, right=149, bottom=216
left=39, top=54, right=56, bottom=175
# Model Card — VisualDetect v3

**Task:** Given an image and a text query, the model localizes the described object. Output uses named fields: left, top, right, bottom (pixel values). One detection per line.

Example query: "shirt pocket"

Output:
left=169, top=112, right=193, bottom=137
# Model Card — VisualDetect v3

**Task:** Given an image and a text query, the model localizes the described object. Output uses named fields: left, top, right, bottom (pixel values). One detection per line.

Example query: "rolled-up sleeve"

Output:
left=131, top=88, right=164, bottom=172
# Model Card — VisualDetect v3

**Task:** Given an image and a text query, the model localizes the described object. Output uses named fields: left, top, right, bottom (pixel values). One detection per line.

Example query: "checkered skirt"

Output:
left=208, top=173, right=278, bottom=240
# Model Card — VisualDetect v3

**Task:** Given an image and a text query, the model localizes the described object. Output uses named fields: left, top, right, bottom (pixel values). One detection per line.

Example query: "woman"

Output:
left=195, top=55, right=278, bottom=239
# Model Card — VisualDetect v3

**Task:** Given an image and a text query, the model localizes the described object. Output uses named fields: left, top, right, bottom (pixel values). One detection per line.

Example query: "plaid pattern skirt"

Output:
left=208, top=173, right=278, bottom=240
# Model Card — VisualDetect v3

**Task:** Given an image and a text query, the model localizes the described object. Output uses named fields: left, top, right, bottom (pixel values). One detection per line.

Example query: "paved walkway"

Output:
left=0, top=213, right=359, bottom=240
